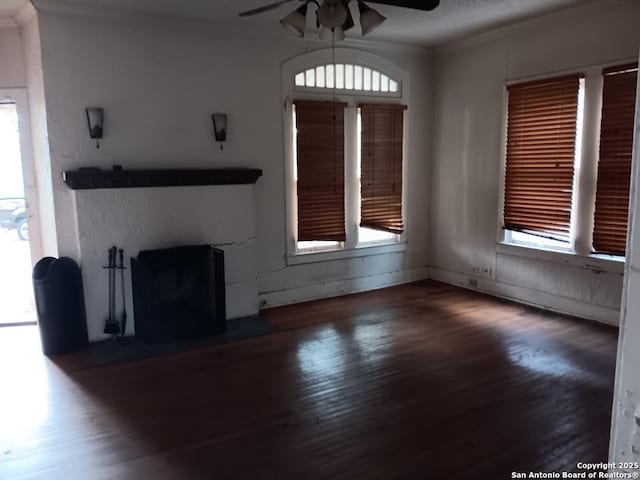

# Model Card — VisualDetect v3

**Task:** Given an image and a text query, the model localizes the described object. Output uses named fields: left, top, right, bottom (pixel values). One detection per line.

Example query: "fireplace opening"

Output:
left=131, top=245, right=225, bottom=345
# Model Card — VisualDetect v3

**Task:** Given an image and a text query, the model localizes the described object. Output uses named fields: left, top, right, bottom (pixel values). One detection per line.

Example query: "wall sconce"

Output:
left=211, top=113, right=227, bottom=150
left=85, top=107, right=104, bottom=149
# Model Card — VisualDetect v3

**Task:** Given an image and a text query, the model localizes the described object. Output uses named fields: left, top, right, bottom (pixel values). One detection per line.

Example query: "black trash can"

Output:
left=32, top=257, right=88, bottom=355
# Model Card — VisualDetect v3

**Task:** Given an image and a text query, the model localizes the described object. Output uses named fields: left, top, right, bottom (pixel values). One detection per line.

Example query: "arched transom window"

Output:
left=294, top=63, right=399, bottom=94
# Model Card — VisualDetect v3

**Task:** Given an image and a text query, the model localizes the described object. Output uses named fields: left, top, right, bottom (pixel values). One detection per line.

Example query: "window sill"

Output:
left=496, top=242, right=625, bottom=274
left=287, top=241, right=407, bottom=266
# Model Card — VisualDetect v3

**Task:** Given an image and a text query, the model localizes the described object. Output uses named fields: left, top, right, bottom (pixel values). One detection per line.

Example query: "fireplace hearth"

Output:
left=131, top=245, right=226, bottom=345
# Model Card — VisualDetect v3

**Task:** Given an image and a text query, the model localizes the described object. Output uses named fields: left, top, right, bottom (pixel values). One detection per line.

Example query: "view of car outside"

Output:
left=0, top=197, right=28, bottom=241
left=0, top=103, right=35, bottom=325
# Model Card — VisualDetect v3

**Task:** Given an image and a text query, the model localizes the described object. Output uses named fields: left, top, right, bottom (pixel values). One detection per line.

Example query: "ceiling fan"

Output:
left=239, top=0, right=440, bottom=39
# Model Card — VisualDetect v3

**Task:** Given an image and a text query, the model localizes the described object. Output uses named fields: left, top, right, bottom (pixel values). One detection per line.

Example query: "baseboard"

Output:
left=429, top=266, right=620, bottom=326
left=259, top=264, right=619, bottom=326
left=259, top=267, right=430, bottom=309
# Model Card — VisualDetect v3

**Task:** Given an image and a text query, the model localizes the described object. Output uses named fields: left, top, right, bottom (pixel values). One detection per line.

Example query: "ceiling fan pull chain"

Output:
left=332, top=29, right=338, bottom=194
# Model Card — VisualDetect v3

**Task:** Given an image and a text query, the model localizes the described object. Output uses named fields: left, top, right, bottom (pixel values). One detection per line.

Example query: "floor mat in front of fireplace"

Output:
left=90, top=315, right=278, bottom=366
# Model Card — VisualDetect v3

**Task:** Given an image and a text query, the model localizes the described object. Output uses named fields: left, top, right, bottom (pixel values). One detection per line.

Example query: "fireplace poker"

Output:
left=103, top=246, right=121, bottom=335
left=119, top=248, right=127, bottom=337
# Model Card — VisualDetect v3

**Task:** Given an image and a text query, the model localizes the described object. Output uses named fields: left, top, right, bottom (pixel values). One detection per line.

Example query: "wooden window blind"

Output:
left=592, top=63, right=638, bottom=256
left=503, top=74, right=581, bottom=241
left=294, top=100, right=347, bottom=242
left=359, top=103, right=406, bottom=234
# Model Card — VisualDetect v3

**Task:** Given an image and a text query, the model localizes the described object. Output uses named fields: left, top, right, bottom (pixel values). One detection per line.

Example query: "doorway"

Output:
left=0, top=101, right=36, bottom=327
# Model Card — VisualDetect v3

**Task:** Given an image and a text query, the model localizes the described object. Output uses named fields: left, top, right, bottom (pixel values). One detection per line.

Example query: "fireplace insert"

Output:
left=131, top=245, right=225, bottom=344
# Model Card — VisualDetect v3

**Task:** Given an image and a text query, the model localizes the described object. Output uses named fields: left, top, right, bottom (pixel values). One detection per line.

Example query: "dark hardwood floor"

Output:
left=0, top=281, right=618, bottom=479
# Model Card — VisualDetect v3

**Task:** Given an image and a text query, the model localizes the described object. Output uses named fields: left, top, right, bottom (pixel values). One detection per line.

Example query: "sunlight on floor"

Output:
left=0, top=326, right=118, bottom=475
left=506, top=343, right=609, bottom=388
left=297, top=327, right=348, bottom=378
left=296, top=321, right=393, bottom=378
left=0, top=227, right=35, bottom=324
left=0, top=327, right=49, bottom=452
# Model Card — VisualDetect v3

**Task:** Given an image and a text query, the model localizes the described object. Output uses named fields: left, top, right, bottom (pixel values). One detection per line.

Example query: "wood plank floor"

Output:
left=0, top=280, right=618, bottom=479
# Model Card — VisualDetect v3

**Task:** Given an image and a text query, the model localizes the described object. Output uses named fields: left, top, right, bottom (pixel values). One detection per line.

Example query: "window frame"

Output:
left=592, top=63, right=638, bottom=256
left=502, top=73, right=583, bottom=244
left=294, top=64, right=402, bottom=97
left=282, top=49, right=409, bottom=265
left=496, top=59, right=638, bottom=271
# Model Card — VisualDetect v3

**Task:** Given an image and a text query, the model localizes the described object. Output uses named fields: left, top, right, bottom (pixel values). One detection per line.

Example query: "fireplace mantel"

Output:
left=63, top=167, right=262, bottom=190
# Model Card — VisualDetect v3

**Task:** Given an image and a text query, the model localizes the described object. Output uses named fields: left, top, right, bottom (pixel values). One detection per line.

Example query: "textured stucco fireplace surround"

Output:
left=67, top=168, right=262, bottom=341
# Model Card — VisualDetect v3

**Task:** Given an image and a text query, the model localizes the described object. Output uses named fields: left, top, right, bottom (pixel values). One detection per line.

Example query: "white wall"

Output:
left=0, top=26, right=25, bottom=88
left=19, top=11, right=56, bottom=261
left=609, top=49, right=640, bottom=470
left=429, top=0, right=640, bottom=324
left=32, top=7, right=431, bottom=332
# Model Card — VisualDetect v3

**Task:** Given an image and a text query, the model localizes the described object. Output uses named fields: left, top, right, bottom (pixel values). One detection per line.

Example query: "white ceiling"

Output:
left=20, top=0, right=592, bottom=46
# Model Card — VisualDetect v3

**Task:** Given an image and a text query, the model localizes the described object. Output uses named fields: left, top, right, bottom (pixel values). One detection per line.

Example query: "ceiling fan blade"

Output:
left=368, top=0, right=440, bottom=12
left=239, top=0, right=299, bottom=17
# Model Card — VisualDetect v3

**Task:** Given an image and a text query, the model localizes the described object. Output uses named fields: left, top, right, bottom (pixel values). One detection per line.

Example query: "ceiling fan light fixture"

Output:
left=280, top=3, right=308, bottom=37
left=319, top=26, right=345, bottom=41
left=317, top=0, right=349, bottom=29
left=342, top=3, right=355, bottom=32
left=358, top=1, right=386, bottom=35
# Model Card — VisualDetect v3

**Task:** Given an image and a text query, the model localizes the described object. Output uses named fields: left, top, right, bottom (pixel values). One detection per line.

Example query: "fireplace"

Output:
left=131, top=245, right=226, bottom=344
left=70, top=169, right=261, bottom=341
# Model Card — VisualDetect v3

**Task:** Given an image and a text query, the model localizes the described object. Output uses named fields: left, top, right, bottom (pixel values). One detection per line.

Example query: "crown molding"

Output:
left=434, top=0, right=634, bottom=55
left=32, top=0, right=141, bottom=18
left=14, top=2, right=37, bottom=27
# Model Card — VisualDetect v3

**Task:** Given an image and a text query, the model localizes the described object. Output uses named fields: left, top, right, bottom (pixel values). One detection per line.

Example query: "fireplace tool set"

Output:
left=103, top=246, right=127, bottom=337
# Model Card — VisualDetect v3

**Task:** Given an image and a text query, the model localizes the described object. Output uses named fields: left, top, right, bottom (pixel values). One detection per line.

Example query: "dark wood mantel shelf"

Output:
left=62, top=167, right=263, bottom=190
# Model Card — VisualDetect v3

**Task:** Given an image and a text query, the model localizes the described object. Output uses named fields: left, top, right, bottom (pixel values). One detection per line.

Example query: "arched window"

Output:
left=282, top=49, right=409, bottom=260
left=294, top=63, right=400, bottom=95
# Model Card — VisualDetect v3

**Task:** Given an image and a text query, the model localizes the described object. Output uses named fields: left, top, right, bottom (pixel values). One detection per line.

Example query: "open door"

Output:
left=0, top=99, right=36, bottom=327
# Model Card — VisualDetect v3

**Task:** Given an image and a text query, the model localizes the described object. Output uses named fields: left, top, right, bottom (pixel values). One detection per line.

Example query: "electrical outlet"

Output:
left=468, top=278, right=478, bottom=287
left=472, top=265, right=492, bottom=278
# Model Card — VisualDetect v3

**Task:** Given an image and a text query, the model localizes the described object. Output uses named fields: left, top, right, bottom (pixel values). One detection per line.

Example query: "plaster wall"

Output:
left=429, top=0, right=640, bottom=324
left=33, top=8, right=431, bottom=339
left=20, top=13, right=57, bottom=259
left=0, top=26, right=25, bottom=89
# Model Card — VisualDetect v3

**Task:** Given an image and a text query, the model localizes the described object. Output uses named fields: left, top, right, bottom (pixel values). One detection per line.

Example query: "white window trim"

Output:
left=496, top=241, right=624, bottom=274
left=295, top=85, right=401, bottom=98
left=496, top=58, right=637, bottom=271
left=287, top=241, right=407, bottom=266
left=282, top=48, right=410, bottom=263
